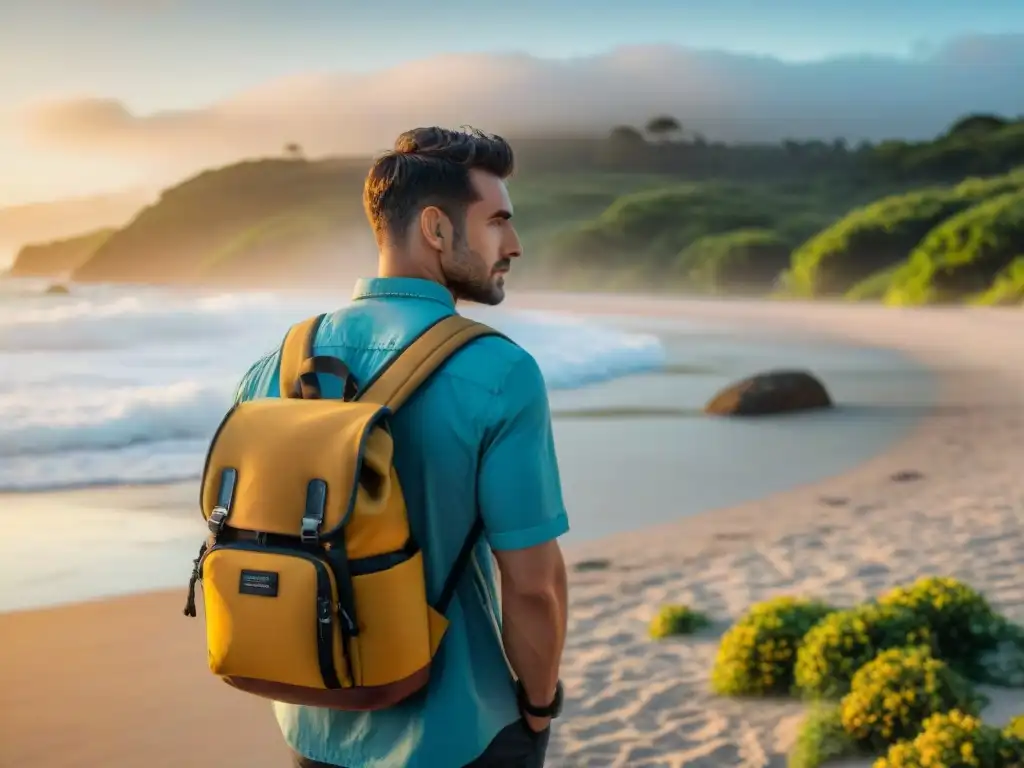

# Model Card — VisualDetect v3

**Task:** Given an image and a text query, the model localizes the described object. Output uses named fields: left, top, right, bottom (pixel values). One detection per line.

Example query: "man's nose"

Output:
left=505, top=228, right=523, bottom=259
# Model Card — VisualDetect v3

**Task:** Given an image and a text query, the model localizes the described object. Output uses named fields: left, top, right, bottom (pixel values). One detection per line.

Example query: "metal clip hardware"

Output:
left=208, top=506, right=229, bottom=535
left=300, top=516, right=320, bottom=544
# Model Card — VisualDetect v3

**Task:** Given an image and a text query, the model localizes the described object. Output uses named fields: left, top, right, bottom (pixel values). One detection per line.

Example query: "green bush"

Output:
left=889, top=120, right=1024, bottom=180
left=711, top=596, right=834, bottom=697
left=973, top=257, right=1024, bottom=305
left=787, top=187, right=967, bottom=297
left=875, top=709, right=1024, bottom=768
left=787, top=703, right=863, bottom=768
left=649, top=604, right=711, bottom=638
left=884, top=189, right=1024, bottom=305
left=546, top=183, right=780, bottom=271
left=677, top=228, right=793, bottom=292
left=794, top=603, right=934, bottom=699
left=840, top=646, right=982, bottom=752
left=844, top=264, right=904, bottom=302
left=877, top=576, right=1005, bottom=676
left=787, top=168, right=1024, bottom=298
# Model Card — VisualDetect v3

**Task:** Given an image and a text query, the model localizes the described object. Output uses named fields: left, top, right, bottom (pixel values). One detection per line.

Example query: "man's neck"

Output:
left=377, top=254, right=456, bottom=304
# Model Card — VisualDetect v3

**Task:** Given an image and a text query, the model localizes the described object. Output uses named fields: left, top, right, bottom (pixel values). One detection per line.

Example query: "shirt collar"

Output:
left=350, top=277, right=456, bottom=309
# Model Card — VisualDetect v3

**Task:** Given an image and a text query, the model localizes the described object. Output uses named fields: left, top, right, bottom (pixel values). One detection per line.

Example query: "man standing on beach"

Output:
left=233, top=126, right=570, bottom=767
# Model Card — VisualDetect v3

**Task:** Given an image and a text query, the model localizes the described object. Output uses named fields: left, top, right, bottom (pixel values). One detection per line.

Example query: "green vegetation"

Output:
left=9, top=111, right=1024, bottom=303
left=648, top=604, right=711, bottom=639
left=839, top=646, right=982, bottom=751
left=710, top=596, right=834, bottom=697
left=1005, top=714, right=1024, bottom=740
left=538, top=178, right=871, bottom=292
left=787, top=704, right=863, bottom=768
left=876, top=710, right=1024, bottom=768
left=794, top=603, right=932, bottom=699
left=870, top=115, right=1024, bottom=182
left=884, top=189, right=1024, bottom=306
left=705, top=576, right=1024, bottom=767
left=69, top=158, right=371, bottom=286
left=786, top=169, right=1024, bottom=298
left=680, top=228, right=793, bottom=293
left=876, top=576, right=1008, bottom=678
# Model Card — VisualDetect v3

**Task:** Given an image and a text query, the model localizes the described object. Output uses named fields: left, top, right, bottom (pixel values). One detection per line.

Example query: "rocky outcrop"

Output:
left=704, top=370, right=833, bottom=416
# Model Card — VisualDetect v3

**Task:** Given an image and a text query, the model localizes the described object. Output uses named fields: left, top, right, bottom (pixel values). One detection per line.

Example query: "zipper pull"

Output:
left=337, top=604, right=358, bottom=637
left=318, top=597, right=331, bottom=640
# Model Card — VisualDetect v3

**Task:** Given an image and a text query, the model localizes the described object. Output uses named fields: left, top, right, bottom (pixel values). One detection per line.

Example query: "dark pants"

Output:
left=291, top=719, right=550, bottom=768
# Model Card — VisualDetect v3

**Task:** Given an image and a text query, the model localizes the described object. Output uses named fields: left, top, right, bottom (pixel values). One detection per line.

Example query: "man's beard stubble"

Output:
left=444, top=237, right=507, bottom=306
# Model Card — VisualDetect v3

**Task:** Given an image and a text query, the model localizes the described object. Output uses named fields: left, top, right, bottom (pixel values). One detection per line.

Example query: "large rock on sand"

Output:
left=704, top=369, right=833, bottom=416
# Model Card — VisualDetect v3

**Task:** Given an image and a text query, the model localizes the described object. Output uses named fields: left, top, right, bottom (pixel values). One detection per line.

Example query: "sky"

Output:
left=2, top=0, right=1024, bottom=206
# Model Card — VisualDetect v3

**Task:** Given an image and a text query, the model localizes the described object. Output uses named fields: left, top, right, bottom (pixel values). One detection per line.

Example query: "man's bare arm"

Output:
left=494, top=539, right=568, bottom=731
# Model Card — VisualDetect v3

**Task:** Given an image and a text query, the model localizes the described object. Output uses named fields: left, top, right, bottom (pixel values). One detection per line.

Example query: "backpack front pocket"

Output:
left=201, top=544, right=350, bottom=689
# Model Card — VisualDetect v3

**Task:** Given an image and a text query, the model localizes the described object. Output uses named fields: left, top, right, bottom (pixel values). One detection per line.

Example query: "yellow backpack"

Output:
left=182, top=312, right=503, bottom=710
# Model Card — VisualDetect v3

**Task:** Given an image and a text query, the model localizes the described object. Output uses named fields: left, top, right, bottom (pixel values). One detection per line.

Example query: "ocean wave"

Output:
left=0, top=284, right=665, bottom=491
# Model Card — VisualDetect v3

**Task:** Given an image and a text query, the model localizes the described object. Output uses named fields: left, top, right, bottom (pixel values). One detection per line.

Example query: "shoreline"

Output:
left=6, top=297, right=1023, bottom=767
left=0, top=305, right=930, bottom=614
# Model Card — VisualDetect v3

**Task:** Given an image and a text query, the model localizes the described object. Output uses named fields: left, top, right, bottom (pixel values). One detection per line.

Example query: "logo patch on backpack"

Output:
left=239, top=570, right=279, bottom=597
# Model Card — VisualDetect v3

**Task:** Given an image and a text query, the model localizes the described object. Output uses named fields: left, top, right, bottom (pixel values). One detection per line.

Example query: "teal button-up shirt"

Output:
left=233, top=277, right=570, bottom=767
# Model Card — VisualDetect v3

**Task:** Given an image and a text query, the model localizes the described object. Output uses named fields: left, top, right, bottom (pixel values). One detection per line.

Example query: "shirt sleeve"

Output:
left=477, top=352, right=570, bottom=551
left=232, top=351, right=278, bottom=404
left=232, top=362, right=260, bottom=404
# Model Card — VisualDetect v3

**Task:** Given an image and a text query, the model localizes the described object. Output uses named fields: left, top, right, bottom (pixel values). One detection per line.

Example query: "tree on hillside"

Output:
left=645, top=115, right=683, bottom=143
left=946, top=114, right=1009, bottom=138
left=284, top=142, right=305, bottom=160
left=599, top=125, right=650, bottom=168
left=782, top=140, right=802, bottom=158
left=608, top=125, right=646, bottom=145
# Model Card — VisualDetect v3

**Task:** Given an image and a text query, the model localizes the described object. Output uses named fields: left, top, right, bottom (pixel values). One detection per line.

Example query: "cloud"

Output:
left=15, top=35, right=1024, bottom=181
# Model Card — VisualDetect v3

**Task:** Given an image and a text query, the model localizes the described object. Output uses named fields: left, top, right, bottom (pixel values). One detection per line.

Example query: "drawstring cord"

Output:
left=183, top=541, right=209, bottom=617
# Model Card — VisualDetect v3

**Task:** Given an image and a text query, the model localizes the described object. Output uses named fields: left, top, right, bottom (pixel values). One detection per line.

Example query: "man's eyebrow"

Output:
left=492, top=209, right=513, bottom=220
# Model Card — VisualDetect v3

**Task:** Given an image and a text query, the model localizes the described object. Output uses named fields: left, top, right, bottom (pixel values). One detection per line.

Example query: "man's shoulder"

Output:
left=445, top=326, right=543, bottom=399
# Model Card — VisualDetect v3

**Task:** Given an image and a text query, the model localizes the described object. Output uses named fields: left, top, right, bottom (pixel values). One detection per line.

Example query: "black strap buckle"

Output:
left=208, top=506, right=229, bottom=535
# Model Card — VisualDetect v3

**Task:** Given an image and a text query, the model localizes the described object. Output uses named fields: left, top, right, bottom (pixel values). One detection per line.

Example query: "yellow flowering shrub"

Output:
left=711, top=596, right=834, bottom=696
left=795, top=603, right=934, bottom=699
left=878, top=576, right=1003, bottom=674
left=840, top=646, right=982, bottom=751
left=874, top=709, right=1024, bottom=767
left=649, top=604, right=711, bottom=639
left=1005, top=714, right=1024, bottom=740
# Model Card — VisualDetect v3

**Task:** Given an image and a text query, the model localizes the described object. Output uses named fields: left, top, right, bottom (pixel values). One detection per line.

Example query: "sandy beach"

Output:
left=4, top=298, right=1024, bottom=767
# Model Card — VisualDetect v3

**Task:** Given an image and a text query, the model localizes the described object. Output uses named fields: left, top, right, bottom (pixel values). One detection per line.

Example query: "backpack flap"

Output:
left=200, top=399, right=394, bottom=541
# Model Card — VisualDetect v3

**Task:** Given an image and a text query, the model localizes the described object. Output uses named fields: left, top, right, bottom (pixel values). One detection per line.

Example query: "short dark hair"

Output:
left=362, top=126, right=515, bottom=245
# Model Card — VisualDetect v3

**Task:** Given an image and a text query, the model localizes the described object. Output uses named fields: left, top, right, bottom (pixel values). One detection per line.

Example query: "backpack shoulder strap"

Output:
left=278, top=314, right=323, bottom=398
left=278, top=314, right=358, bottom=400
left=357, top=314, right=505, bottom=412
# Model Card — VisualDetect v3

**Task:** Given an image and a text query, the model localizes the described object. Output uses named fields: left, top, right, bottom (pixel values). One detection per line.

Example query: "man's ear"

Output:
left=420, top=206, right=452, bottom=253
